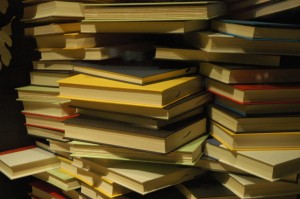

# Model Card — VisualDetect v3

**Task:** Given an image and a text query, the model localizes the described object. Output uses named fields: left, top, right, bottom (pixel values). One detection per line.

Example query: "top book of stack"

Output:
left=82, top=1, right=227, bottom=21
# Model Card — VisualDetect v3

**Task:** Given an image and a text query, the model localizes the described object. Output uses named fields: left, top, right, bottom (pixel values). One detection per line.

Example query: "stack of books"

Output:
left=196, top=19, right=300, bottom=198
left=5, top=0, right=224, bottom=198
left=3, top=0, right=300, bottom=199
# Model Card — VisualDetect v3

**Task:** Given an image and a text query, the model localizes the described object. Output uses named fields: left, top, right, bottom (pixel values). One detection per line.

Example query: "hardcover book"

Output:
left=58, top=74, right=202, bottom=107
left=0, top=146, right=60, bottom=179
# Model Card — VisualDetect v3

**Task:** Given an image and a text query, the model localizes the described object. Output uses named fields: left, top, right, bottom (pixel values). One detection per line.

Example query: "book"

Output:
left=16, top=85, right=64, bottom=103
left=206, top=78, right=300, bottom=104
left=185, top=31, right=300, bottom=56
left=26, top=124, right=69, bottom=142
left=77, top=106, right=204, bottom=129
left=0, top=146, right=60, bottom=179
left=33, top=168, right=81, bottom=191
left=82, top=1, right=226, bottom=21
left=21, top=100, right=76, bottom=117
left=204, top=139, right=300, bottom=181
left=59, top=157, right=130, bottom=197
left=199, top=62, right=300, bottom=84
left=194, top=155, right=246, bottom=174
left=64, top=115, right=207, bottom=154
left=176, top=173, right=238, bottom=199
left=155, top=47, right=282, bottom=66
left=72, top=60, right=198, bottom=85
left=30, top=180, right=68, bottom=199
left=210, top=105, right=300, bottom=133
left=212, top=172, right=300, bottom=198
left=24, top=22, right=81, bottom=37
left=38, top=43, right=151, bottom=60
left=22, top=1, right=84, bottom=23
left=69, top=91, right=211, bottom=119
left=80, top=20, right=208, bottom=34
left=210, top=121, right=300, bottom=150
left=30, top=70, right=74, bottom=87
left=34, top=33, right=140, bottom=49
left=230, top=0, right=300, bottom=20
left=32, top=61, right=75, bottom=71
left=211, top=20, right=300, bottom=41
left=215, top=95, right=300, bottom=116
left=105, top=161, right=205, bottom=194
left=58, top=74, right=203, bottom=107
left=69, top=134, right=208, bottom=165
left=63, top=189, right=88, bottom=199
left=23, top=112, right=79, bottom=131
left=228, top=0, right=272, bottom=12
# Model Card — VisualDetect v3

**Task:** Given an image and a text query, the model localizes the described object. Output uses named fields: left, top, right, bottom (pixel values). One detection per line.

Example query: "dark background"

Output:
left=0, top=0, right=35, bottom=198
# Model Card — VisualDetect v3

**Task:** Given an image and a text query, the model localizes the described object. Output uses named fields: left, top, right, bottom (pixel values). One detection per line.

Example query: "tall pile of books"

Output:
left=1, top=0, right=300, bottom=198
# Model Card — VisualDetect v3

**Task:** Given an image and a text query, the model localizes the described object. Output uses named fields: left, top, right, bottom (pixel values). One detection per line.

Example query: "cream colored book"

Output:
left=155, top=46, right=282, bottom=66
left=106, top=161, right=205, bottom=194
left=22, top=1, right=84, bottom=23
left=213, top=172, right=300, bottom=198
left=204, top=139, right=300, bottom=181
left=70, top=134, right=208, bottom=165
left=34, top=168, right=81, bottom=191
left=80, top=20, right=208, bottom=34
left=24, top=22, right=81, bottom=37
left=0, top=146, right=60, bottom=179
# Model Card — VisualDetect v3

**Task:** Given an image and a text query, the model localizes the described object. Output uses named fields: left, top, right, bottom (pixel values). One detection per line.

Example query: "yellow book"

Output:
left=58, top=74, right=202, bottom=107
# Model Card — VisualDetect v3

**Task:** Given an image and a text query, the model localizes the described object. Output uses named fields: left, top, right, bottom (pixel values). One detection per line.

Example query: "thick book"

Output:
left=199, top=62, right=300, bottom=84
left=206, top=78, right=300, bottom=104
left=204, top=139, right=300, bottom=181
left=38, top=43, right=151, bottom=61
left=210, top=121, right=300, bottom=150
left=22, top=1, right=84, bottom=23
left=80, top=20, right=208, bottom=34
left=33, top=168, right=81, bottom=191
left=83, top=1, right=226, bottom=21
left=16, top=85, right=61, bottom=102
left=34, top=33, right=140, bottom=49
left=0, top=146, right=60, bottom=179
left=214, top=95, right=300, bottom=116
left=23, top=112, right=79, bottom=131
left=64, top=115, right=207, bottom=154
left=72, top=61, right=198, bottom=85
left=32, top=60, right=75, bottom=71
left=212, top=172, right=300, bottom=198
left=30, top=180, right=69, bottom=199
left=69, top=134, right=208, bottom=165
left=230, top=0, right=300, bottom=20
left=105, top=161, right=205, bottom=195
left=30, top=70, right=74, bottom=87
left=58, top=74, right=202, bottom=107
left=59, top=157, right=130, bottom=198
left=155, top=46, right=282, bottom=66
left=26, top=124, right=69, bottom=142
left=21, top=100, right=76, bottom=117
left=185, top=31, right=300, bottom=56
left=211, top=20, right=300, bottom=41
left=77, top=106, right=204, bottom=129
left=209, top=104, right=300, bottom=133
left=24, top=22, right=81, bottom=37
left=176, top=173, right=238, bottom=199
left=69, top=91, right=211, bottom=119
